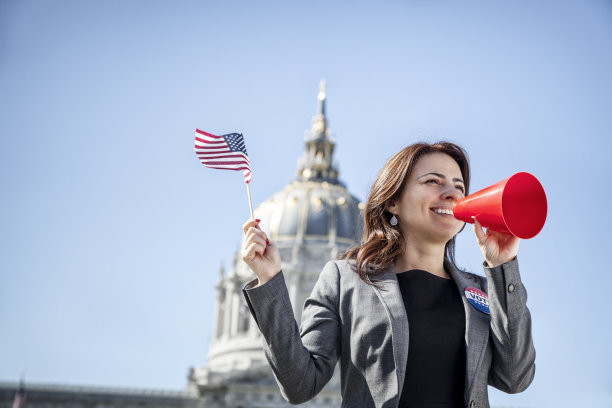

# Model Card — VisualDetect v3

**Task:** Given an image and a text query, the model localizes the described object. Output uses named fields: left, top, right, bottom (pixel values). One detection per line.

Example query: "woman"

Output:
left=241, top=142, right=535, bottom=408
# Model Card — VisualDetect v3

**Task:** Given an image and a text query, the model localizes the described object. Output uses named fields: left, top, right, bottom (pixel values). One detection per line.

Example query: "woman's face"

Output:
left=388, top=152, right=466, bottom=245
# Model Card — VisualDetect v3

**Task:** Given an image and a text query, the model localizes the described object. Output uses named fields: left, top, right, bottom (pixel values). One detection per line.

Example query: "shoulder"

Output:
left=328, top=258, right=355, bottom=273
left=326, top=259, right=365, bottom=281
left=315, top=259, right=365, bottom=290
left=317, top=259, right=355, bottom=281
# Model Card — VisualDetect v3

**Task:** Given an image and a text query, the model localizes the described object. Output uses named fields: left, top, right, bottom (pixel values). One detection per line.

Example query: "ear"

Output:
left=386, top=201, right=398, bottom=215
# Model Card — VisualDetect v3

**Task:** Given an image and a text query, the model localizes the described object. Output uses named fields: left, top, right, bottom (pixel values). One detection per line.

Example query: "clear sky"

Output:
left=1, top=1, right=611, bottom=407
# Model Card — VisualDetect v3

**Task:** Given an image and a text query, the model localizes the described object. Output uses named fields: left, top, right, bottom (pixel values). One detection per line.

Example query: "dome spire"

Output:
left=297, top=79, right=339, bottom=183
left=311, top=79, right=327, bottom=140
left=318, top=79, right=326, bottom=118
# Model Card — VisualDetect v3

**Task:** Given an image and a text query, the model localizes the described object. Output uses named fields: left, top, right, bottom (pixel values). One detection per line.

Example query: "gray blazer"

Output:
left=243, top=258, right=535, bottom=408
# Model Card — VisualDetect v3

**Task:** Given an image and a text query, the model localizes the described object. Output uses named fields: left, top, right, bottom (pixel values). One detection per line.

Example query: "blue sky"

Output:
left=1, top=1, right=611, bottom=407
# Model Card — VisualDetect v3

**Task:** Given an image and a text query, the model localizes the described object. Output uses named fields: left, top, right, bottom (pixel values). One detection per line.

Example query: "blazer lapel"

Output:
left=371, top=264, right=409, bottom=400
left=447, top=261, right=490, bottom=398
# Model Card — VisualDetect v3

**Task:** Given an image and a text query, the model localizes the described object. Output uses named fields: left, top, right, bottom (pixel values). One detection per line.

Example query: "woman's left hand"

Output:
left=473, top=217, right=520, bottom=268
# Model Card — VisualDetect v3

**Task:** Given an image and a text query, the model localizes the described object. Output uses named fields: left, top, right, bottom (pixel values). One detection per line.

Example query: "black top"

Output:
left=396, top=269, right=466, bottom=408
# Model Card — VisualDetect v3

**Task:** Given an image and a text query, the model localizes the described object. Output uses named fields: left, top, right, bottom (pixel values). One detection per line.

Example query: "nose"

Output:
left=441, top=183, right=461, bottom=202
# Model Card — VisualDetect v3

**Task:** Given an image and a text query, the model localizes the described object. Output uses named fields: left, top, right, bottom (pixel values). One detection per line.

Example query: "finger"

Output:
left=489, top=230, right=520, bottom=250
left=245, top=226, right=268, bottom=244
left=472, top=217, right=487, bottom=245
left=488, top=228, right=516, bottom=241
left=242, top=218, right=262, bottom=234
left=485, top=228, right=506, bottom=240
left=245, top=229, right=267, bottom=249
left=244, top=241, right=266, bottom=260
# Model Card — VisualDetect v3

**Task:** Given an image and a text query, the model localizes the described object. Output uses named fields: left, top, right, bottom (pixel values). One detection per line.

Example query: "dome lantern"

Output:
left=297, top=79, right=339, bottom=184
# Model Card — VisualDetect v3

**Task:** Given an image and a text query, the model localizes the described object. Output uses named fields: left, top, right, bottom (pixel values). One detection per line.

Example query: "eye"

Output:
left=425, top=179, right=440, bottom=185
left=455, top=185, right=465, bottom=194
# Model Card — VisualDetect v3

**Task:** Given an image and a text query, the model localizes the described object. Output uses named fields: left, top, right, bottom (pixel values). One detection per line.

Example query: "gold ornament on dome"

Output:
left=311, top=196, right=324, bottom=212
left=286, top=196, right=299, bottom=208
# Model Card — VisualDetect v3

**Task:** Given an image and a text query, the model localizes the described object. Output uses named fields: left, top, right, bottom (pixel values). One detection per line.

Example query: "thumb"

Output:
left=472, top=217, right=487, bottom=246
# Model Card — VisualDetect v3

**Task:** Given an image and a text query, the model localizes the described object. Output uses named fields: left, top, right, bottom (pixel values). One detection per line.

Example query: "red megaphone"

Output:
left=453, top=172, right=548, bottom=239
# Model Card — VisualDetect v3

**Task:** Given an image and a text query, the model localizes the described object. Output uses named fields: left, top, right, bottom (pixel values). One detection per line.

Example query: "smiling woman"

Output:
left=240, top=141, right=535, bottom=408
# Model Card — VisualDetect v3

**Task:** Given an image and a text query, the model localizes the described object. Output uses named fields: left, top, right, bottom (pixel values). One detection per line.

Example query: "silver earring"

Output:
left=390, top=215, right=398, bottom=226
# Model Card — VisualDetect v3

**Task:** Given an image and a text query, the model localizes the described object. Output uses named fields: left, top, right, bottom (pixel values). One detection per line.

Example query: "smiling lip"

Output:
left=431, top=207, right=454, bottom=216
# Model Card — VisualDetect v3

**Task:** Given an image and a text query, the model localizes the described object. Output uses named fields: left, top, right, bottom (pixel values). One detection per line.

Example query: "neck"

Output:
left=394, top=236, right=449, bottom=278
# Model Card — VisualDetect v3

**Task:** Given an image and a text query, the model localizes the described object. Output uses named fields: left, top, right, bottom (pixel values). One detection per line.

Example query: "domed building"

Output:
left=0, top=81, right=363, bottom=408
left=189, top=80, right=364, bottom=408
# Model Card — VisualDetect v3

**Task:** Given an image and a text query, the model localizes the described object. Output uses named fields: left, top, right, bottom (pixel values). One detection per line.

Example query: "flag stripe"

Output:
left=195, top=153, right=249, bottom=160
left=205, top=165, right=251, bottom=171
left=196, top=153, right=249, bottom=162
left=198, top=159, right=250, bottom=165
left=195, top=145, right=232, bottom=150
left=195, top=136, right=226, bottom=145
left=199, top=157, right=250, bottom=164
left=195, top=129, right=223, bottom=138
left=196, top=150, right=249, bottom=158
left=199, top=160, right=249, bottom=166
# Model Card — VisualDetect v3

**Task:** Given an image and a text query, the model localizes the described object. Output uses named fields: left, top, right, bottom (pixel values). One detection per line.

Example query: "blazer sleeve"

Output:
left=484, top=258, right=536, bottom=393
left=242, top=261, right=341, bottom=404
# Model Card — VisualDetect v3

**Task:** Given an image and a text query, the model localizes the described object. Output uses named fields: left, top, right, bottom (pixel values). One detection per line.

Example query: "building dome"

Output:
left=255, top=180, right=363, bottom=245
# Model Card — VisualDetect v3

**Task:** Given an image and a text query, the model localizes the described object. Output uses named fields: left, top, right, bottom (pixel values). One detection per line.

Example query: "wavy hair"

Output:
left=340, top=142, right=471, bottom=286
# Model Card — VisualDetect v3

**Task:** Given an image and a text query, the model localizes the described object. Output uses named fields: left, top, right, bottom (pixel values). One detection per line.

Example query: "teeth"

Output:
left=434, top=208, right=453, bottom=215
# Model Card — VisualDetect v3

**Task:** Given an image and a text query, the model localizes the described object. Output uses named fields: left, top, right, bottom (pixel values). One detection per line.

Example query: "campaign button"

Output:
left=465, top=287, right=490, bottom=315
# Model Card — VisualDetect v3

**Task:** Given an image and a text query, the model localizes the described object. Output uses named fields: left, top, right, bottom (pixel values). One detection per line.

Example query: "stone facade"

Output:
left=0, top=382, right=201, bottom=408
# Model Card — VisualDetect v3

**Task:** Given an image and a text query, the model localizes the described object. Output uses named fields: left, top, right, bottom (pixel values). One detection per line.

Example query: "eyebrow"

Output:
left=417, top=172, right=465, bottom=184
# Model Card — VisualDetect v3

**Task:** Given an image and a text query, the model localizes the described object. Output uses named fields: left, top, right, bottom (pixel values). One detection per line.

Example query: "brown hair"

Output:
left=340, top=142, right=471, bottom=285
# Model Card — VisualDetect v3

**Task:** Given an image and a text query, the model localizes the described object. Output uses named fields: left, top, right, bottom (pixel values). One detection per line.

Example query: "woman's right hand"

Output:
left=241, top=219, right=281, bottom=286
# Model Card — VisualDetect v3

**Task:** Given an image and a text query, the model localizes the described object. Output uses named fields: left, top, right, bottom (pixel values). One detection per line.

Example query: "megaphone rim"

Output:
left=501, top=172, right=548, bottom=239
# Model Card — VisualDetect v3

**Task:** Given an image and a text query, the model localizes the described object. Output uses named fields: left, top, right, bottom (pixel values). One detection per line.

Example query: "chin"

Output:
left=436, top=228, right=461, bottom=244
left=445, top=221, right=464, bottom=237
left=421, top=230, right=456, bottom=246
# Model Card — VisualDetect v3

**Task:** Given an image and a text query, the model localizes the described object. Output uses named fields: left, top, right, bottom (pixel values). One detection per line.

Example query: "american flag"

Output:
left=194, top=129, right=252, bottom=183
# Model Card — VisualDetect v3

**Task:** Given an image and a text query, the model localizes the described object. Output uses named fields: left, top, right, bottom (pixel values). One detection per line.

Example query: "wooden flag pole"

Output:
left=246, top=182, right=254, bottom=220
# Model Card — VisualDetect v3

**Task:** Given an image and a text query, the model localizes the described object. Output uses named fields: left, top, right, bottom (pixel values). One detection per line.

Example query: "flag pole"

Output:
left=246, top=182, right=254, bottom=220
